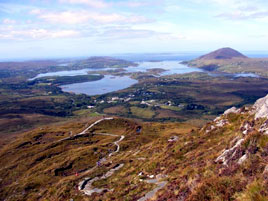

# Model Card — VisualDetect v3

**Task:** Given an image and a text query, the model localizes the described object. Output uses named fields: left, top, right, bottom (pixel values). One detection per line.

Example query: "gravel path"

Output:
left=58, top=117, right=114, bottom=142
left=79, top=164, right=124, bottom=196
left=77, top=118, right=126, bottom=196
left=138, top=177, right=167, bottom=201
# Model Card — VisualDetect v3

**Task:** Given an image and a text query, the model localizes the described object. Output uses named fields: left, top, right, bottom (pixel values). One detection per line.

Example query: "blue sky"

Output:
left=1, top=0, right=268, bottom=59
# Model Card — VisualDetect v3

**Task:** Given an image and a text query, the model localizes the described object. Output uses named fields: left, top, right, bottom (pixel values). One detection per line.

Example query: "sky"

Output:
left=1, top=0, right=268, bottom=59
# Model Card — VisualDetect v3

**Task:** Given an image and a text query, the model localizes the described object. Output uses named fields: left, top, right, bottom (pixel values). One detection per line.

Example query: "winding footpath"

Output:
left=58, top=117, right=114, bottom=142
left=74, top=118, right=167, bottom=200
left=138, top=177, right=167, bottom=201
left=108, top=135, right=125, bottom=157
left=78, top=164, right=124, bottom=196
left=77, top=118, right=114, bottom=136
left=76, top=118, right=126, bottom=196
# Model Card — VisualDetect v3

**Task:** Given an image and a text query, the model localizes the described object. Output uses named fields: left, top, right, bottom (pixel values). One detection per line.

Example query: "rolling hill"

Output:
left=1, top=94, right=268, bottom=200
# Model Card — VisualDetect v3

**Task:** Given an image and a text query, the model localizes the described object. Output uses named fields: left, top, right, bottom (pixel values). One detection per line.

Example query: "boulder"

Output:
left=224, top=107, right=240, bottom=115
left=252, top=94, right=268, bottom=119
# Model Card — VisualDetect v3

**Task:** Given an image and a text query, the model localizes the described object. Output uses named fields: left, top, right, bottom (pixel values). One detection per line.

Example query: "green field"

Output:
left=130, top=106, right=156, bottom=118
left=95, top=72, right=268, bottom=124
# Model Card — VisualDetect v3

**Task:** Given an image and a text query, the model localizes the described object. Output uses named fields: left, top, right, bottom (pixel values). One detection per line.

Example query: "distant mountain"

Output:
left=198, top=47, right=248, bottom=60
left=75, top=56, right=137, bottom=68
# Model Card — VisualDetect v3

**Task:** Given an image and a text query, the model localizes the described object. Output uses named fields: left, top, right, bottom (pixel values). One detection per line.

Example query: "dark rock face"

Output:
left=198, top=47, right=248, bottom=60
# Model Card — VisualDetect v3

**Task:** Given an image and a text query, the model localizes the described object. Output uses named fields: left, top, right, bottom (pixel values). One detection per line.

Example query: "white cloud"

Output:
left=37, top=10, right=151, bottom=24
left=200, top=0, right=268, bottom=21
left=29, top=8, right=42, bottom=15
left=2, top=18, right=16, bottom=25
left=95, top=25, right=187, bottom=42
left=217, top=10, right=268, bottom=20
left=125, top=2, right=148, bottom=8
left=0, top=28, right=80, bottom=40
left=118, top=1, right=160, bottom=8
left=59, top=0, right=162, bottom=9
left=49, top=30, right=80, bottom=38
left=59, top=0, right=108, bottom=8
left=39, top=11, right=92, bottom=24
left=99, top=28, right=155, bottom=40
left=196, top=0, right=254, bottom=8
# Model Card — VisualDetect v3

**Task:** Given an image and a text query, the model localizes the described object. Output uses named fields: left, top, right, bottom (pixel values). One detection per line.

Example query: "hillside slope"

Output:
left=1, top=95, right=268, bottom=200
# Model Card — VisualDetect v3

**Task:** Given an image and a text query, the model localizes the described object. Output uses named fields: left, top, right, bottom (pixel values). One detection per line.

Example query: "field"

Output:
left=130, top=106, right=156, bottom=118
left=95, top=72, right=268, bottom=124
left=103, top=106, right=128, bottom=115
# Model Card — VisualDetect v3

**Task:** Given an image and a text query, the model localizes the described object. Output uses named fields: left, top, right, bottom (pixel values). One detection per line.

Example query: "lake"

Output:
left=31, top=60, right=259, bottom=96
left=60, top=75, right=138, bottom=96
left=30, top=67, right=110, bottom=80
left=125, top=61, right=203, bottom=75
left=30, top=61, right=201, bottom=79
left=31, top=61, right=203, bottom=96
left=234, top=73, right=260, bottom=78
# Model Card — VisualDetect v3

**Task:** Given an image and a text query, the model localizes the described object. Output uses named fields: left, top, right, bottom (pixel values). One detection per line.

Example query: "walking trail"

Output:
left=58, top=117, right=114, bottom=142
left=138, top=177, right=167, bottom=201
left=76, top=118, right=125, bottom=196
left=74, top=118, right=167, bottom=200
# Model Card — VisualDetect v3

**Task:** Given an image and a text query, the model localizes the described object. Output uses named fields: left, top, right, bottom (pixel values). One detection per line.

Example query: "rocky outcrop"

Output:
left=215, top=138, right=244, bottom=166
left=259, top=120, right=268, bottom=135
left=223, top=107, right=240, bottom=115
left=205, top=107, right=236, bottom=134
left=215, top=119, right=229, bottom=127
left=215, top=94, right=268, bottom=167
left=237, top=153, right=248, bottom=165
left=252, top=94, right=268, bottom=119
left=240, top=121, right=254, bottom=135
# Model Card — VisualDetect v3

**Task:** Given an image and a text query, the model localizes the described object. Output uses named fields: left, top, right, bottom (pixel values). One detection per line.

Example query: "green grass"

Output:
left=130, top=106, right=156, bottom=118
left=160, top=105, right=183, bottom=111
left=1, top=110, right=268, bottom=201
left=234, top=180, right=268, bottom=201
left=72, top=109, right=101, bottom=117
